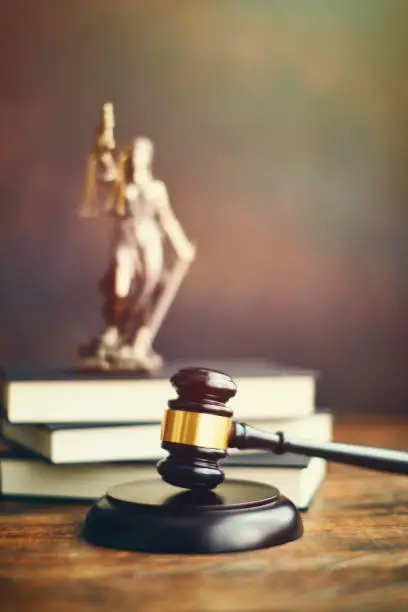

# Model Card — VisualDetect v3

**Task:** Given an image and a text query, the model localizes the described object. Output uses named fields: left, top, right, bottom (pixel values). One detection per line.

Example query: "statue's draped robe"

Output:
left=99, top=182, right=166, bottom=342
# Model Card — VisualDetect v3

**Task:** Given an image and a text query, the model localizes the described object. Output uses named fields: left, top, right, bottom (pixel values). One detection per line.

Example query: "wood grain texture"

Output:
left=1, top=418, right=408, bottom=612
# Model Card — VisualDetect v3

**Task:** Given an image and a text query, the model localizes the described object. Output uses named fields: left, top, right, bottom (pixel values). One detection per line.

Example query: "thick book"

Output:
left=0, top=359, right=317, bottom=424
left=1, top=412, right=332, bottom=464
left=0, top=439, right=326, bottom=510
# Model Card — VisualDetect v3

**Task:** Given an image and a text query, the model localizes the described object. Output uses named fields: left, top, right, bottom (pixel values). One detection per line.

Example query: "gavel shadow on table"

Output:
left=83, top=367, right=408, bottom=554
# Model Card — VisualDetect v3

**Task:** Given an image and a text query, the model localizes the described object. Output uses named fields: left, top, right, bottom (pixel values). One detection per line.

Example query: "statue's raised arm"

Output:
left=80, top=102, right=120, bottom=217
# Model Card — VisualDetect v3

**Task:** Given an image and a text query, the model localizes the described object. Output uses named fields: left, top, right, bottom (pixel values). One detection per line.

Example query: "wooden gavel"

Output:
left=157, top=367, right=408, bottom=490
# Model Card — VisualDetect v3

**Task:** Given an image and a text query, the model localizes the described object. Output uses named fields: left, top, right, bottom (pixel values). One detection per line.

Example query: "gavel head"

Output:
left=157, top=367, right=237, bottom=490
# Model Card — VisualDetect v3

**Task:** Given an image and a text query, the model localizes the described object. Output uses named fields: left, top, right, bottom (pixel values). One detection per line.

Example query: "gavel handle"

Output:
left=231, top=422, right=408, bottom=475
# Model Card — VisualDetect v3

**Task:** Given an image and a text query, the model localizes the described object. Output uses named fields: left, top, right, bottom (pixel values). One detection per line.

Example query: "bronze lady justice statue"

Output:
left=78, top=103, right=196, bottom=371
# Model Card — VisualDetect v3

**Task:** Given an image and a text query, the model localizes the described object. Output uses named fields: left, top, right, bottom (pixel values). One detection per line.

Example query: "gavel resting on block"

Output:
left=158, top=367, right=408, bottom=489
left=84, top=366, right=408, bottom=555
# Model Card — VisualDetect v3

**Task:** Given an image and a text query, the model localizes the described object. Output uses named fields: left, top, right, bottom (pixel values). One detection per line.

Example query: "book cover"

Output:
left=0, top=436, right=326, bottom=510
left=0, top=359, right=318, bottom=424
left=1, top=411, right=332, bottom=464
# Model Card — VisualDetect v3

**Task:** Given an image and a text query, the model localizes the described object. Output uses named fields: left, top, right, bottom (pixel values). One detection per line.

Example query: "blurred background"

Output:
left=1, top=0, right=408, bottom=414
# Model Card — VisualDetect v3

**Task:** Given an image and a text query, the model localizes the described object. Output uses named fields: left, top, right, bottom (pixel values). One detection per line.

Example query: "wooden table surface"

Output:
left=1, top=418, right=408, bottom=612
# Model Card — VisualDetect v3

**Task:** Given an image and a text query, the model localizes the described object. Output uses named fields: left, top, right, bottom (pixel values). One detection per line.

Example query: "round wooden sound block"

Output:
left=83, top=478, right=303, bottom=554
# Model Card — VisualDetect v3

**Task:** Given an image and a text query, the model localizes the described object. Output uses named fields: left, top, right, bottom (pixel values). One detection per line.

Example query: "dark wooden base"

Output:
left=83, top=478, right=303, bottom=554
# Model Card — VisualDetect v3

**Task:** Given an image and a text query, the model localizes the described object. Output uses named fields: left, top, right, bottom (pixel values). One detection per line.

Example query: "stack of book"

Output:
left=0, top=359, right=333, bottom=510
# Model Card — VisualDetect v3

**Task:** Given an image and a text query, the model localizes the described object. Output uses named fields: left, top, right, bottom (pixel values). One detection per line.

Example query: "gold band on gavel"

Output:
left=161, top=409, right=232, bottom=450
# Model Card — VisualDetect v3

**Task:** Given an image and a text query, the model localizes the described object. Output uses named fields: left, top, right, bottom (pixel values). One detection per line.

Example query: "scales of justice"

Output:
left=77, top=102, right=196, bottom=372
